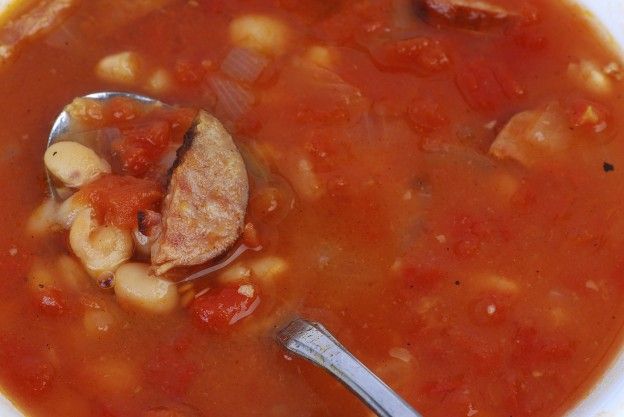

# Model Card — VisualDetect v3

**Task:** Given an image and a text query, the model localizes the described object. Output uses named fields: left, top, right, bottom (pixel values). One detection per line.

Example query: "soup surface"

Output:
left=1, top=0, right=624, bottom=416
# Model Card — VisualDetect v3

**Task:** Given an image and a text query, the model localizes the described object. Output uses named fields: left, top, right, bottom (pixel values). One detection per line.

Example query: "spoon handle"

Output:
left=277, top=318, right=423, bottom=417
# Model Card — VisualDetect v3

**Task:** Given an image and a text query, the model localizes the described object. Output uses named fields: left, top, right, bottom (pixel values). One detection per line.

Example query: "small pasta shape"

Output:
left=44, top=141, right=111, bottom=188
left=114, top=263, right=179, bottom=314
left=69, top=209, right=133, bottom=277
left=56, top=193, right=89, bottom=229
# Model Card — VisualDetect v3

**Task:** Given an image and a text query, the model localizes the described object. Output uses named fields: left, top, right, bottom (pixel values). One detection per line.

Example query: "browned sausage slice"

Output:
left=414, top=0, right=515, bottom=31
left=151, top=110, right=248, bottom=275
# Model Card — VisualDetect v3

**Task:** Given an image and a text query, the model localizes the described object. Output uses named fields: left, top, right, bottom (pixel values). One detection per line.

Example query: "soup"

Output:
left=0, top=0, right=624, bottom=416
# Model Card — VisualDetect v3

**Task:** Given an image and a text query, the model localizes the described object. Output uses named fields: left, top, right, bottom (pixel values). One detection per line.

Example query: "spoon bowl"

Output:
left=46, top=91, right=164, bottom=200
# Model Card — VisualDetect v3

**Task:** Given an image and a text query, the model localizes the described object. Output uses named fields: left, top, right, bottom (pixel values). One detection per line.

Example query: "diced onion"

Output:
left=220, top=47, right=269, bottom=84
left=389, top=347, right=413, bottom=363
left=208, top=76, right=254, bottom=120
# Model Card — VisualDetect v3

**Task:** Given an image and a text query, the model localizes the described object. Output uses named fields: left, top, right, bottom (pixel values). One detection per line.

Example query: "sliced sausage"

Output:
left=414, top=0, right=515, bottom=31
left=151, top=110, right=248, bottom=275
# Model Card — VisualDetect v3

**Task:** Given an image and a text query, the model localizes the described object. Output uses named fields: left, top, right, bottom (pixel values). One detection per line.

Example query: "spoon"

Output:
left=46, top=91, right=164, bottom=200
left=277, top=318, right=423, bottom=417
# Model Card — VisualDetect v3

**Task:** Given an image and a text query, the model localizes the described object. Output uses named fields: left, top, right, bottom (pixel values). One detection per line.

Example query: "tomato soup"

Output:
left=0, top=1, right=623, bottom=416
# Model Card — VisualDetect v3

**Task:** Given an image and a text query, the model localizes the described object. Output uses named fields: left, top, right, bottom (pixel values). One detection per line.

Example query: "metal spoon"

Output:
left=46, top=91, right=163, bottom=200
left=277, top=318, right=423, bottom=417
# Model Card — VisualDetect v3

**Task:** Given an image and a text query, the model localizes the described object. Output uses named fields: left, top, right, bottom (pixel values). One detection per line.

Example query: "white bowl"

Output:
left=560, top=2, right=624, bottom=413
left=0, top=1, right=623, bottom=416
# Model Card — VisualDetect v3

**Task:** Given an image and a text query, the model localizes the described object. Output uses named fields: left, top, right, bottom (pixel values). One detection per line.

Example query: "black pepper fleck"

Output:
left=603, top=162, right=615, bottom=172
left=454, top=280, right=461, bottom=286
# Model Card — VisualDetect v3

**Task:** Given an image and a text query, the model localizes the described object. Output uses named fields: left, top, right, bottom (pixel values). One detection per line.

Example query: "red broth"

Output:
left=0, top=0, right=624, bottom=416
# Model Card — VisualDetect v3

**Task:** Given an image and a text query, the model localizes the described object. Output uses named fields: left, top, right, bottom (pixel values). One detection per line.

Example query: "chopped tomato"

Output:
left=77, top=175, right=163, bottom=229
left=112, top=121, right=172, bottom=177
left=105, top=96, right=140, bottom=122
left=190, top=286, right=260, bottom=333
left=369, top=37, right=451, bottom=74
left=455, top=60, right=524, bottom=112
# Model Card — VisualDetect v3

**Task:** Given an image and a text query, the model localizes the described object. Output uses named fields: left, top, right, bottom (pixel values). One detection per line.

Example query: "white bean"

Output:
left=56, top=193, right=89, bottom=229
left=44, top=141, right=111, bottom=188
left=249, top=256, right=288, bottom=283
left=69, top=209, right=133, bottom=277
left=229, top=14, right=290, bottom=56
left=95, top=51, right=142, bottom=85
left=114, top=263, right=178, bottom=314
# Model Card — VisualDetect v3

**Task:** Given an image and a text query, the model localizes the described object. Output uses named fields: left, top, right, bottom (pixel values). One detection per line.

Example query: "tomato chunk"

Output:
left=369, top=37, right=450, bottom=74
left=455, top=60, right=524, bottom=112
left=77, top=175, right=164, bottom=228
left=112, top=121, right=172, bottom=177
left=190, top=286, right=260, bottom=333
